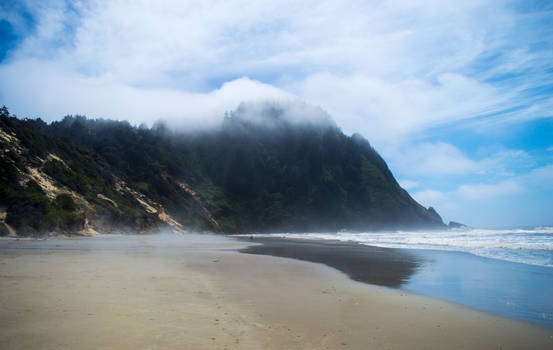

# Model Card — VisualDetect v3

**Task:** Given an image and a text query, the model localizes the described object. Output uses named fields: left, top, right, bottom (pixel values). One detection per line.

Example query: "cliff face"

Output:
left=0, top=106, right=444, bottom=236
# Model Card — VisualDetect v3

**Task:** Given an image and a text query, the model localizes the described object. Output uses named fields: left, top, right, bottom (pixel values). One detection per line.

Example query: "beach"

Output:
left=241, top=236, right=553, bottom=327
left=1, top=234, right=552, bottom=350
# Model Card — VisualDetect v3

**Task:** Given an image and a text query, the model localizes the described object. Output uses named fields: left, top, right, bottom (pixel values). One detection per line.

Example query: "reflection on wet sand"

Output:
left=240, top=237, right=422, bottom=287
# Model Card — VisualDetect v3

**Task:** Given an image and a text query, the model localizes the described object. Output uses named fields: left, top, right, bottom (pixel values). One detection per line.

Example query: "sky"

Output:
left=0, top=0, right=552, bottom=227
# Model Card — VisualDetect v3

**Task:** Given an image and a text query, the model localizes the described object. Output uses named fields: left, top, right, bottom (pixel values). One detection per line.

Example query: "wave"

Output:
left=246, top=227, right=553, bottom=267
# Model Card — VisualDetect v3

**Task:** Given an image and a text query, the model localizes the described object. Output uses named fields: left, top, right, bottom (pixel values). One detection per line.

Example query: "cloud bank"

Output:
left=1, top=0, right=552, bottom=140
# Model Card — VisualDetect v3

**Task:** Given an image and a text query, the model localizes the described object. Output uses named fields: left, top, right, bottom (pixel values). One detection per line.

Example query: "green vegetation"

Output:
left=0, top=222, right=9, bottom=236
left=0, top=105, right=444, bottom=236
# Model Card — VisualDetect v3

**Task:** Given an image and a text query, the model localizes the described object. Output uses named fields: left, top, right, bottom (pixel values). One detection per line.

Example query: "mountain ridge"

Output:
left=0, top=105, right=444, bottom=236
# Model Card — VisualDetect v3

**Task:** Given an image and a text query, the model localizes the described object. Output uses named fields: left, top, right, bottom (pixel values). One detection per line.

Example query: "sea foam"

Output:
left=247, top=226, right=553, bottom=267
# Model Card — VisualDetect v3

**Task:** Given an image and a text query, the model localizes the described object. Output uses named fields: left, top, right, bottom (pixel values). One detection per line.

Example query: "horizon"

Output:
left=1, top=0, right=552, bottom=226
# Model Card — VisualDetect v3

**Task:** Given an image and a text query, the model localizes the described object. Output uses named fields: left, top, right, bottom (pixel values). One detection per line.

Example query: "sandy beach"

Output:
left=1, top=234, right=552, bottom=350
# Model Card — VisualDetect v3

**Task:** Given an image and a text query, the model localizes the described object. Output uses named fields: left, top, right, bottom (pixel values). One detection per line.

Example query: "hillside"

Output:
left=0, top=104, right=444, bottom=236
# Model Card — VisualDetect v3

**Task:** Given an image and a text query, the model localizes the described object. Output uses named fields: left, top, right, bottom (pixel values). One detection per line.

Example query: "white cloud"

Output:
left=0, top=58, right=294, bottom=127
left=480, top=149, right=534, bottom=176
left=1, top=0, right=551, bottom=136
left=409, top=163, right=553, bottom=226
left=414, top=180, right=525, bottom=214
left=412, top=180, right=523, bottom=225
left=386, top=142, right=480, bottom=176
left=289, top=72, right=511, bottom=142
left=382, top=140, right=534, bottom=179
left=456, top=180, right=523, bottom=201
left=522, top=164, right=553, bottom=188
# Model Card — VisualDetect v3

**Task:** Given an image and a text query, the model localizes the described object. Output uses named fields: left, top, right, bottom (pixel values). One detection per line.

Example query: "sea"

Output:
left=250, top=226, right=553, bottom=267
left=247, top=226, right=553, bottom=327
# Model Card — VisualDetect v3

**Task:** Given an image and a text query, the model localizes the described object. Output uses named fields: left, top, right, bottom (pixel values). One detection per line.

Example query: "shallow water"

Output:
left=401, top=249, right=553, bottom=328
left=248, top=226, right=553, bottom=267
left=242, top=235, right=553, bottom=328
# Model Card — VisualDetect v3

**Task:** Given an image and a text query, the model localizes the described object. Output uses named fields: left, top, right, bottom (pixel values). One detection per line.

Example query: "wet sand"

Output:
left=241, top=237, right=553, bottom=327
left=1, top=234, right=552, bottom=349
left=240, top=237, right=423, bottom=287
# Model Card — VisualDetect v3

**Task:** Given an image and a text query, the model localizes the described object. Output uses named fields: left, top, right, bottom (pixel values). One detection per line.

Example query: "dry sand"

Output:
left=0, top=234, right=551, bottom=350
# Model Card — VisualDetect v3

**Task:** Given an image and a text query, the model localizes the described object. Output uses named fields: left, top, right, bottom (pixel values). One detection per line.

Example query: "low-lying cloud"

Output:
left=0, top=59, right=294, bottom=128
left=1, top=0, right=551, bottom=142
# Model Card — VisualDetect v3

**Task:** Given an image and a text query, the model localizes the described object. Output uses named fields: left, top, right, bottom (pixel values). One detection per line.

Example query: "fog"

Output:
left=0, top=231, right=245, bottom=256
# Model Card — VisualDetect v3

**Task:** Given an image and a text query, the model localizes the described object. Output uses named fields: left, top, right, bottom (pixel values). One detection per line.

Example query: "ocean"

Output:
left=244, top=227, right=553, bottom=327
left=249, top=226, right=553, bottom=267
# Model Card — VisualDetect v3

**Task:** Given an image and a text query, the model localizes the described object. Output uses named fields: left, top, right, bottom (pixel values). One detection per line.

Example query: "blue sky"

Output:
left=0, top=0, right=552, bottom=227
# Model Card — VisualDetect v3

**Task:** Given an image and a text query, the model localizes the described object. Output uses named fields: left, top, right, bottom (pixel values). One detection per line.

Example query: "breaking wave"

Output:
left=248, top=226, right=553, bottom=267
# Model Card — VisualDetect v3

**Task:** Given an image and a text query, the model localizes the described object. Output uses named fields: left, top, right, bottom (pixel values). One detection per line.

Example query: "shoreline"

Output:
left=239, top=236, right=553, bottom=328
left=1, top=234, right=552, bottom=349
left=239, top=236, right=423, bottom=287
